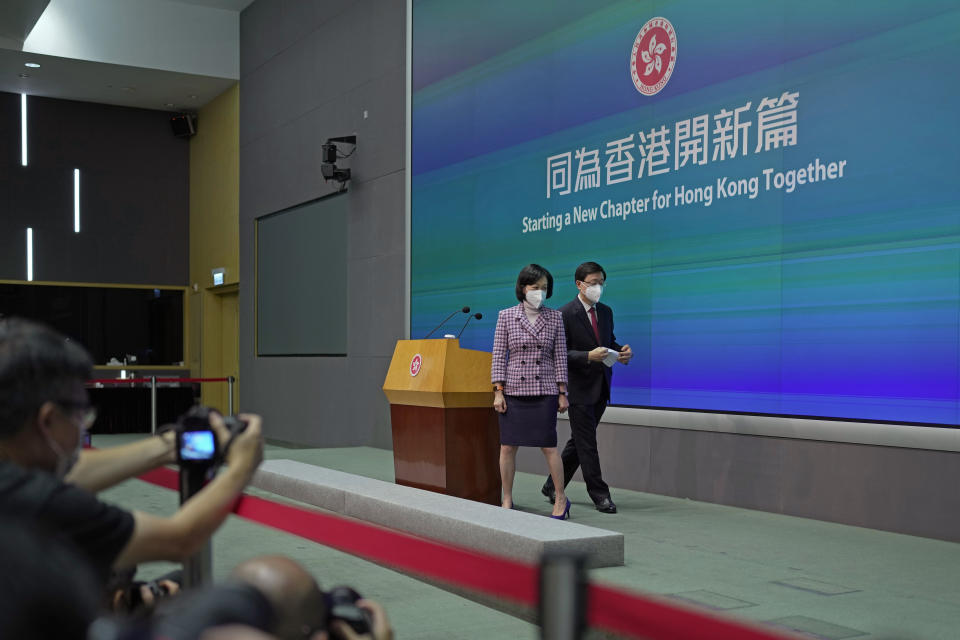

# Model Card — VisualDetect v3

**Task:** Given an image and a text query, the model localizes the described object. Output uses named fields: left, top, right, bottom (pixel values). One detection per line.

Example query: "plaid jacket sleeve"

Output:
left=491, top=309, right=509, bottom=383
left=551, top=308, right=569, bottom=385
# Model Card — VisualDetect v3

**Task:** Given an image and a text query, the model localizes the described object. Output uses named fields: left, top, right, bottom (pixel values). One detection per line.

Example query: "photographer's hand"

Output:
left=330, top=598, right=393, bottom=640
left=208, top=410, right=233, bottom=452
left=221, top=412, right=264, bottom=478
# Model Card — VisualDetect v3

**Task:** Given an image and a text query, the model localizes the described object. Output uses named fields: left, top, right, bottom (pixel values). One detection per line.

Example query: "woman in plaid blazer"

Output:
left=492, top=264, right=571, bottom=519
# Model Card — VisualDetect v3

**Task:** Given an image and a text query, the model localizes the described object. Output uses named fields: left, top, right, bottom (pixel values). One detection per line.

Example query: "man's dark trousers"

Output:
left=549, top=398, right=610, bottom=503
left=544, top=296, right=619, bottom=504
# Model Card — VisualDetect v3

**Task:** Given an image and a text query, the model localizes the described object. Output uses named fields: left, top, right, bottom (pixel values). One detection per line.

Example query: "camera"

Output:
left=321, top=135, right=356, bottom=188
left=174, top=406, right=248, bottom=468
left=326, top=586, right=373, bottom=635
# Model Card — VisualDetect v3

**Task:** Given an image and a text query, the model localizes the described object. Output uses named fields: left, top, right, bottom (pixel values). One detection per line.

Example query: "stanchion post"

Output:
left=150, top=376, right=158, bottom=435
left=228, top=375, right=236, bottom=417
left=179, top=467, right=213, bottom=589
left=539, top=551, right=588, bottom=640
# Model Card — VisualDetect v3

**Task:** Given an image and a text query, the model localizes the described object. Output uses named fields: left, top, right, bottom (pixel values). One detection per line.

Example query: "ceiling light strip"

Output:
left=21, top=94, right=27, bottom=167
left=26, top=228, right=33, bottom=281
left=74, top=169, right=81, bottom=233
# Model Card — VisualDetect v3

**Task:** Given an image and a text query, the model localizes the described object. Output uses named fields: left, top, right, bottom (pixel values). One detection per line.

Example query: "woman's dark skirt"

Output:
left=498, top=394, right=558, bottom=447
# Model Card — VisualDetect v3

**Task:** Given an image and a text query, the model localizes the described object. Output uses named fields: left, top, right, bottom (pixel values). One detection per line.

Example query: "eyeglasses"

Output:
left=57, top=402, right=98, bottom=431
left=76, top=407, right=98, bottom=431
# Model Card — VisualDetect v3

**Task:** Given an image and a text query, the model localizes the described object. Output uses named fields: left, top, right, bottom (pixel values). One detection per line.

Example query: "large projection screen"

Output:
left=257, top=194, right=348, bottom=356
left=410, top=1, right=960, bottom=427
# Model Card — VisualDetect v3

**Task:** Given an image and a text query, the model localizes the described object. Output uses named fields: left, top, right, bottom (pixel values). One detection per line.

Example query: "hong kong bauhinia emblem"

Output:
left=630, top=17, right=677, bottom=96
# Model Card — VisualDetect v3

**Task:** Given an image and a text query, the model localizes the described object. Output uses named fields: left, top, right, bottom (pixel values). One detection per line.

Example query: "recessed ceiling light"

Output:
left=18, top=73, right=30, bottom=78
left=120, top=86, right=136, bottom=92
left=188, top=94, right=198, bottom=100
left=165, top=103, right=175, bottom=108
left=24, top=62, right=40, bottom=68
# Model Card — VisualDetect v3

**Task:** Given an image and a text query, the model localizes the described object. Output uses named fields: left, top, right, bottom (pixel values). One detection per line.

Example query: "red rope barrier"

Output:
left=88, top=377, right=229, bottom=385
left=136, top=466, right=792, bottom=640
left=587, top=583, right=786, bottom=640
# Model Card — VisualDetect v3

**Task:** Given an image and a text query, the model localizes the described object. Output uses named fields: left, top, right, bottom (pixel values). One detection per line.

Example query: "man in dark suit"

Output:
left=542, top=262, right=632, bottom=513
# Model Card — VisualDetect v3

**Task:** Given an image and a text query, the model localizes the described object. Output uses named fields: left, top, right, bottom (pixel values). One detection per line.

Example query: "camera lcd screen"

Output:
left=180, top=430, right=216, bottom=460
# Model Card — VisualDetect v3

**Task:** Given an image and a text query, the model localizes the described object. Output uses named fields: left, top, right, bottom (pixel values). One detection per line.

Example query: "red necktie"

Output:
left=589, top=306, right=600, bottom=344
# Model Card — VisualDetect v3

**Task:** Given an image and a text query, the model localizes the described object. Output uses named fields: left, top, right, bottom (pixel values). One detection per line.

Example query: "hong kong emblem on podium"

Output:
left=410, top=354, right=422, bottom=377
left=630, top=17, right=677, bottom=96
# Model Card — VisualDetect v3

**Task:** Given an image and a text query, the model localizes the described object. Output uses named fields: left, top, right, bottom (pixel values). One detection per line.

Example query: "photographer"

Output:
left=0, top=317, right=264, bottom=585
left=231, top=556, right=393, bottom=640
left=154, top=555, right=394, bottom=640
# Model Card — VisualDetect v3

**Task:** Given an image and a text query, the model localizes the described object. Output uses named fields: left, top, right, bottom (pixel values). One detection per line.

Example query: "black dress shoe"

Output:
left=595, top=497, right=617, bottom=513
left=541, top=484, right=556, bottom=504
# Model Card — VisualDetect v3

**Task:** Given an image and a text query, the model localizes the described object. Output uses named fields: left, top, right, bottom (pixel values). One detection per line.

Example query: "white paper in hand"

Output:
left=602, top=348, right=619, bottom=367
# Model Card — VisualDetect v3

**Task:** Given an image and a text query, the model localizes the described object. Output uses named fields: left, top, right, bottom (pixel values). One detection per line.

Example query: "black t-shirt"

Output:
left=0, top=461, right=135, bottom=583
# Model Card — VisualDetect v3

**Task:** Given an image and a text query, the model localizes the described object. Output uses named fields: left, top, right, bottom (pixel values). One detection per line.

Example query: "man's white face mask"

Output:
left=583, top=283, right=603, bottom=304
left=41, top=424, right=82, bottom=479
left=40, top=404, right=89, bottom=479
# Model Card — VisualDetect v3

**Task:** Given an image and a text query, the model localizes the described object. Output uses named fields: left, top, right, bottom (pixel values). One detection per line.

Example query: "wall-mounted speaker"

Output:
left=170, top=113, right=197, bottom=138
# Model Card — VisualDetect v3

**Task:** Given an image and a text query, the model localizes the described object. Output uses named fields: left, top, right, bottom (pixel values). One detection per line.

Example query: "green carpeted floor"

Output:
left=94, top=435, right=959, bottom=639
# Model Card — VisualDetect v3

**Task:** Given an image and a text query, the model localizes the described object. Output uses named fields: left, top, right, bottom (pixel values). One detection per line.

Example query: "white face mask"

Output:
left=525, top=289, right=545, bottom=309
left=583, top=284, right=603, bottom=304
left=41, top=426, right=81, bottom=479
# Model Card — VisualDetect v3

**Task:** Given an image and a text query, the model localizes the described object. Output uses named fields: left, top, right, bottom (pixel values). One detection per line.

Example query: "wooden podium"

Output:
left=382, top=338, right=500, bottom=505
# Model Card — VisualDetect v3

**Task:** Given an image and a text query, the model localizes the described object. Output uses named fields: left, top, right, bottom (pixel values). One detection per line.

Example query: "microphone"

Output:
left=456, top=312, right=482, bottom=339
left=425, top=306, right=470, bottom=338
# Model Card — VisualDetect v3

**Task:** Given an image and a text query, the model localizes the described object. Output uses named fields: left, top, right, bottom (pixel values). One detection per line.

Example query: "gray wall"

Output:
left=239, top=0, right=405, bottom=447
left=0, top=91, right=189, bottom=285
left=238, top=0, right=960, bottom=543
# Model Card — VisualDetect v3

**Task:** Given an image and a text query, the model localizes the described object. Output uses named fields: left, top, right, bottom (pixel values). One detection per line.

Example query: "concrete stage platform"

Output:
left=251, top=459, right=624, bottom=567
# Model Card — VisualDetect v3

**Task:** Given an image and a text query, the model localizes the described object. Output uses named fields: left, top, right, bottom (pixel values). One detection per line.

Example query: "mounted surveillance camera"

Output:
left=321, top=135, right=357, bottom=190
left=322, top=143, right=338, bottom=164
left=321, top=163, right=351, bottom=182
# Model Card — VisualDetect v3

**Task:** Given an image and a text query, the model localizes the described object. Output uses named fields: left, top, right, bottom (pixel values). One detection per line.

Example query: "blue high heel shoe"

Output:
left=550, top=498, right=571, bottom=520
